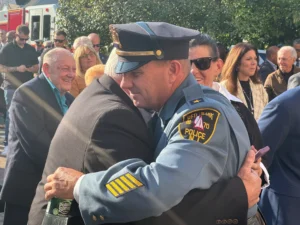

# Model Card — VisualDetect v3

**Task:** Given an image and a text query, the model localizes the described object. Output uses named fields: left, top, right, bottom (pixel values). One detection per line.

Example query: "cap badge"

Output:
left=109, top=25, right=122, bottom=49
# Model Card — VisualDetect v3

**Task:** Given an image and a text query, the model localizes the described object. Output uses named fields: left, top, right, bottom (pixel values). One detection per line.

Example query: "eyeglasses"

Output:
left=80, top=51, right=95, bottom=59
left=54, top=39, right=65, bottom=43
left=93, top=44, right=101, bottom=48
left=190, top=57, right=218, bottom=71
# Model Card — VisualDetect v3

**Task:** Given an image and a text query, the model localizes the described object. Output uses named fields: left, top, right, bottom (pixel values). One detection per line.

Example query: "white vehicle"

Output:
left=25, top=3, right=57, bottom=42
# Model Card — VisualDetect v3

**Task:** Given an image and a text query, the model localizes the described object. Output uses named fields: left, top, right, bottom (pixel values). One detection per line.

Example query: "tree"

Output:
left=57, top=0, right=300, bottom=49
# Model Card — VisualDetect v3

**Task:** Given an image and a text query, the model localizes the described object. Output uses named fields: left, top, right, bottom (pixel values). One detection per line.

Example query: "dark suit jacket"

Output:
left=258, top=86, right=300, bottom=196
left=29, top=74, right=248, bottom=225
left=0, top=74, right=74, bottom=208
left=258, top=60, right=276, bottom=84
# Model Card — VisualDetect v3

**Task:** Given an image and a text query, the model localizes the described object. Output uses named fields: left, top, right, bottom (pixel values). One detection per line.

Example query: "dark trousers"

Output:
left=3, top=202, right=30, bottom=225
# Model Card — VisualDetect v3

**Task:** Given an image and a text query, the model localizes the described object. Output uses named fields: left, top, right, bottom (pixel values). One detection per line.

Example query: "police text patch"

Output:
left=178, top=108, right=220, bottom=144
left=106, top=173, right=144, bottom=198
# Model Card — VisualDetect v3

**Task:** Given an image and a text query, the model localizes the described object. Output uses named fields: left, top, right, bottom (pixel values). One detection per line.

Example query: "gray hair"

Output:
left=43, top=48, right=73, bottom=66
left=278, top=46, right=297, bottom=59
left=73, top=36, right=93, bottom=50
left=104, top=48, right=121, bottom=81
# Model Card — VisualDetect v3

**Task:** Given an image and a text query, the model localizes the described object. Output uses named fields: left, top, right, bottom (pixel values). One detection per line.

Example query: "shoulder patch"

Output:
left=178, top=108, right=220, bottom=144
left=106, top=173, right=144, bottom=198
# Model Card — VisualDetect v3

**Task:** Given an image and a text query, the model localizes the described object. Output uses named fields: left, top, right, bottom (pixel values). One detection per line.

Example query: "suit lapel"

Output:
left=236, top=80, right=247, bottom=106
left=38, top=74, right=64, bottom=116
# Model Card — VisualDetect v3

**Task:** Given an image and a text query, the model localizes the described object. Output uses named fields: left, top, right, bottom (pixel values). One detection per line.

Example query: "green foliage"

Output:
left=57, top=0, right=300, bottom=50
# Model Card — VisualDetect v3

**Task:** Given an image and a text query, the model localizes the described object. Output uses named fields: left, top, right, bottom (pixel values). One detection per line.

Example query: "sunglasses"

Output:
left=93, top=44, right=101, bottom=48
left=17, top=35, right=29, bottom=41
left=54, top=39, right=65, bottom=43
left=190, top=57, right=218, bottom=71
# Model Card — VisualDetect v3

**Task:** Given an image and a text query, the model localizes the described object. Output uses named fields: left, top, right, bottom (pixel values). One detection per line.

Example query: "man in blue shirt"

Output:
left=0, top=48, right=75, bottom=225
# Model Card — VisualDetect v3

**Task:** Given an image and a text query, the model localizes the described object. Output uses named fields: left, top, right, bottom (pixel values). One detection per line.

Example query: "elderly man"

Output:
left=264, top=46, right=300, bottom=101
left=258, top=85, right=300, bottom=225
left=258, top=46, right=279, bottom=84
left=293, top=39, right=300, bottom=67
left=0, top=48, right=75, bottom=225
left=88, top=33, right=108, bottom=64
left=44, top=22, right=263, bottom=225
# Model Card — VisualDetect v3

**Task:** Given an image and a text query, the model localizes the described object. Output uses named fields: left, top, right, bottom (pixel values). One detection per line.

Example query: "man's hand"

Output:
left=250, top=146, right=262, bottom=177
left=17, top=65, right=27, bottom=72
left=44, top=167, right=84, bottom=200
left=26, top=64, right=39, bottom=73
left=238, top=149, right=262, bottom=208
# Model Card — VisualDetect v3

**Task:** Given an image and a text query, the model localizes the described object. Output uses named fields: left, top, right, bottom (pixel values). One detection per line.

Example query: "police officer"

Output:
left=45, top=22, right=263, bottom=225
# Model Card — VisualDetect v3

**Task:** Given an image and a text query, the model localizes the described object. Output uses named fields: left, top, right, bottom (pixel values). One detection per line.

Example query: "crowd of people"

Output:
left=0, top=22, right=298, bottom=225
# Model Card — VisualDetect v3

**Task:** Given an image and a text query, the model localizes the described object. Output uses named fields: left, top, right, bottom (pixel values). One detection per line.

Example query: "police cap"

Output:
left=109, top=22, right=200, bottom=73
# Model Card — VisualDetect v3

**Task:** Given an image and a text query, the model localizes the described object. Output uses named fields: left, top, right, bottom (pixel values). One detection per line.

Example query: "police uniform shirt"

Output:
left=73, top=74, right=255, bottom=225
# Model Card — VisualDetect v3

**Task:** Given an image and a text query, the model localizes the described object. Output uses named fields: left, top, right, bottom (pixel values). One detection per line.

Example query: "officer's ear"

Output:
left=168, top=60, right=182, bottom=83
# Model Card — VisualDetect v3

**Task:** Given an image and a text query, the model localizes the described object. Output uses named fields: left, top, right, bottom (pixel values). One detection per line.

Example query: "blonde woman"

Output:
left=220, top=43, right=268, bottom=120
left=70, top=45, right=101, bottom=97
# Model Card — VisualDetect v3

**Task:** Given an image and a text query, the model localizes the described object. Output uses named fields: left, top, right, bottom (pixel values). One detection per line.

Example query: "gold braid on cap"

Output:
left=109, top=25, right=163, bottom=58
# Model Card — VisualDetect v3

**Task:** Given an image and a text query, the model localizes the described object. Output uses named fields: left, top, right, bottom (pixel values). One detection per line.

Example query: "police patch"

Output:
left=178, top=108, right=220, bottom=144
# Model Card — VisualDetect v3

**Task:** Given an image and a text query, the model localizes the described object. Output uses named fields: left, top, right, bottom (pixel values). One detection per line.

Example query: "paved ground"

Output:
left=0, top=127, right=6, bottom=223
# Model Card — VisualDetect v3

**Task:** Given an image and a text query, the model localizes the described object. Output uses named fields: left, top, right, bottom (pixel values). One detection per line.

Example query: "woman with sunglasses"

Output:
left=189, top=35, right=264, bottom=150
left=70, top=45, right=102, bottom=97
left=220, top=43, right=268, bottom=120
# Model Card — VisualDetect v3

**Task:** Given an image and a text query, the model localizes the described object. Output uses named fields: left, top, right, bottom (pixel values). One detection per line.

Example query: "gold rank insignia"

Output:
left=190, top=98, right=203, bottom=105
left=178, top=108, right=220, bottom=144
left=106, top=173, right=144, bottom=198
left=109, top=25, right=122, bottom=49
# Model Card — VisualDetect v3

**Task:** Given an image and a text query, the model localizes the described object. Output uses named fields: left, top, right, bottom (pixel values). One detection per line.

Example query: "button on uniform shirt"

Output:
left=43, top=73, right=69, bottom=114
left=0, top=40, right=38, bottom=89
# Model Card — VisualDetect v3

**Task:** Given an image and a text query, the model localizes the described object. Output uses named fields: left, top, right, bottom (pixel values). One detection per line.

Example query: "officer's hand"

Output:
left=238, top=149, right=262, bottom=208
left=44, top=167, right=84, bottom=200
left=17, top=65, right=27, bottom=72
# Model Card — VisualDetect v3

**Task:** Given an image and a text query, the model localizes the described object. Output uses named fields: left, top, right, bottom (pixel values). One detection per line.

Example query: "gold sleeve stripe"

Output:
left=115, top=178, right=130, bottom=191
left=125, top=174, right=143, bottom=187
left=106, top=183, right=119, bottom=197
left=110, top=181, right=124, bottom=195
left=120, top=176, right=136, bottom=189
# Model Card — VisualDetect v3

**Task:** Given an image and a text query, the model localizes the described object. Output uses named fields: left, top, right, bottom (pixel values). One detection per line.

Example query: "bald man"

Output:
left=0, top=48, right=75, bottom=225
left=88, top=33, right=108, bottom=64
